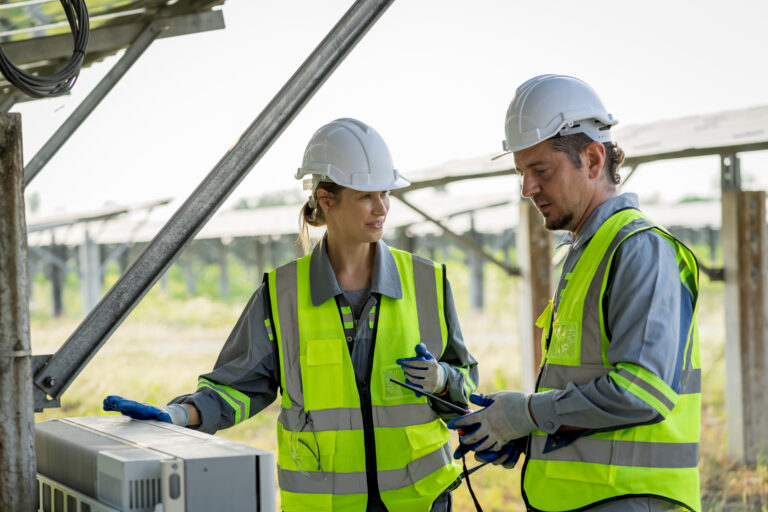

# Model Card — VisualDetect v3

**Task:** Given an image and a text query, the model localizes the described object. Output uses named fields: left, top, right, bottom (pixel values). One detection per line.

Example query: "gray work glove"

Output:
left=447, top=391, right=536, bottom=453
left=396, top=343, right=447, bottom=395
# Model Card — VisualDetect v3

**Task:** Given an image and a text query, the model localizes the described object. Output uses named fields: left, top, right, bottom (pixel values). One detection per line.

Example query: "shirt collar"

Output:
left=570, top=192, right=640, bottom=250
left=309, top=236, right=403, bottom=306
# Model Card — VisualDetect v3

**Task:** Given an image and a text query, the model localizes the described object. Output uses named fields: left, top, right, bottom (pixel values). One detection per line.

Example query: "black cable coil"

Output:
left=0, top=0, right=89, bottom=98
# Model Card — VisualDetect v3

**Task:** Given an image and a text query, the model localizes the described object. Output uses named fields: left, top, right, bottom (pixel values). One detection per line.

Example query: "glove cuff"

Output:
left=502, top=391, right=537, bottom=435
left=164, top=404, right=190, bottom=427
left=434, top=363, right=448, bottom=394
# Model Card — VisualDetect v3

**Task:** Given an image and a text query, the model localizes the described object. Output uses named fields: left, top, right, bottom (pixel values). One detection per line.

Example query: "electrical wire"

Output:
left=0, top=0, right=89, bottom=98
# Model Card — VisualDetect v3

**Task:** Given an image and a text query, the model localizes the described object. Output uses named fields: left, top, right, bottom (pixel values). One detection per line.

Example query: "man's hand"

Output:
left=103, top=395, right=189, bottom=427
left=396, top=343, right=447, bottom=396
left=447, top=392, right=536, bottom=453
left=474, top=438, right=527, bottom=469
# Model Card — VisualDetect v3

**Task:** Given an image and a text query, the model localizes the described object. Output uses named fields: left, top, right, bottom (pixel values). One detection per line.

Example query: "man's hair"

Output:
left=547, top=133, right=625, bottom=185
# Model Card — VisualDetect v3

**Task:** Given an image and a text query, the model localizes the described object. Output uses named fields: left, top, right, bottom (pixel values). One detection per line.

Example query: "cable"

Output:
left=462, top=453, right=484, bottom=512
left=0, top=0, right=89, bottom=98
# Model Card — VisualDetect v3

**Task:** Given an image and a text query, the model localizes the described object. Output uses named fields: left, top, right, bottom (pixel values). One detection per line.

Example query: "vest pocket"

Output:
left=278, top=426, right=337, bottom=475
left=542, top=434, right=618, bottom=486
left=547, top=321, right=581, bottom=365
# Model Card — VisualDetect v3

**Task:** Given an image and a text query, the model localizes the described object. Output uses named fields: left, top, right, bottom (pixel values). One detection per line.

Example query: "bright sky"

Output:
left=17, top=0, right=768, bottom=216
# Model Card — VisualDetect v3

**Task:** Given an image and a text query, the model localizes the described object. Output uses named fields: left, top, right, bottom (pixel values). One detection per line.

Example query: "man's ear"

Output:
left=583, top=141, right=606, bottom=179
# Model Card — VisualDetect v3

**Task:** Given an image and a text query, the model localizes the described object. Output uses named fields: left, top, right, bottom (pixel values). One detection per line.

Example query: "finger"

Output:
left=414, top=343, right=434, bottom=360
left=396, top=356, right=424, bottom=365
left=459, top=434, right=492, bottom=453
left=469, top=393, right=494, bottom=407
left=402, top=370, right=426, bottom=381
left=459, top=427, right=491, bottom=447
left=473, top=437, right=497, bottom=453
left=404, top=378, right=424, bottom=389
left=475, top=450, right=502, bottom=464
left=398, top=360, right=430, bottom=370
left=446, top=414, right=480, bottom=430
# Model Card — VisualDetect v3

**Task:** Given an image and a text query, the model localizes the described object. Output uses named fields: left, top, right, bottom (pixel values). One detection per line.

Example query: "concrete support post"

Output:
left=50, top=241, right=66, bottom=317
left=219, top=240, right=230, bottom=299
left=78, top=230, right=101, bottom=314
left=468, top=220, right=484, bottom=311
left=517, top=200, right=552, bottom=392
left=722, top=188, right=768, bottom=463
left=0, top=112, right=36, bottom=510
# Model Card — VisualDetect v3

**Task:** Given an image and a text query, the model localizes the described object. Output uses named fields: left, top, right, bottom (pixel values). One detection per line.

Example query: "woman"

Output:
left=104, top=118, right=478, bottom=512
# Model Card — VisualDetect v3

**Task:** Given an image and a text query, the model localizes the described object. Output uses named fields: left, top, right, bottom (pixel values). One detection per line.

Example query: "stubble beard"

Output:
left=543, top=212, right=573, bottom=231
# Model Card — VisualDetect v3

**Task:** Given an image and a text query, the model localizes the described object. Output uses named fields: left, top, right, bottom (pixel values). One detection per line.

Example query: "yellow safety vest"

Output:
left=267, top=248, right=462, bottom=511
left=522, top=209, right=701, bottom=512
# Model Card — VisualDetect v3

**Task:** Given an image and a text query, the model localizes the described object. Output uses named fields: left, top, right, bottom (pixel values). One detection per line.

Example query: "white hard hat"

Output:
left=295, top=118, right=410, bottom=192
left=497, top=74, right=618, bottom=157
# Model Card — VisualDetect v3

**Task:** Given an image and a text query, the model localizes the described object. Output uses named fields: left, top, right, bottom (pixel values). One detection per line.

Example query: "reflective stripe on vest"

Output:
left=522, top=209, right=701, bottom=512
left=268, top=248, right=461, bottom=512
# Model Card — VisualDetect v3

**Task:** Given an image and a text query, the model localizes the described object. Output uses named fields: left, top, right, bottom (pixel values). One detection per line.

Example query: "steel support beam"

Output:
left=0, top=113, right=36, bottom=510
left=25, top=23, right=163, bottom=185
left=394, top=192, right=520, bottom=276
left=33, top=0, right=395, bottom=410
left=0, top=11, right=225, bottom=88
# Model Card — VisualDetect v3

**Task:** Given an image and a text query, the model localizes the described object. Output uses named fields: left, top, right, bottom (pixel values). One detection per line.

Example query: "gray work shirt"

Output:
left=173, top=237, right=479, bottom=435
left=528, top=193, right=693, bottom=512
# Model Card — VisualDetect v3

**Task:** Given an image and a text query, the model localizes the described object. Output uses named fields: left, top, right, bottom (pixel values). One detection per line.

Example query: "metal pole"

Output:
left=33, top=0, right=395, bottom=409
left=393, top=192, right=521, bottom=276
left=0, top=92, right=20, bottom=112
left=24, top=23, right=163, bottom=186
left=0, top=113, right=36, bottom=510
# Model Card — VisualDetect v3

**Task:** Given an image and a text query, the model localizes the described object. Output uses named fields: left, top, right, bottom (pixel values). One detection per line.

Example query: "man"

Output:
left=448, top=75, right=701, bottom=512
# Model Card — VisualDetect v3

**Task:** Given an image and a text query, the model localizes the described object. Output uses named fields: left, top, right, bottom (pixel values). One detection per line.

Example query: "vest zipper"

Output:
left=357, top=293, right=387, bottom=511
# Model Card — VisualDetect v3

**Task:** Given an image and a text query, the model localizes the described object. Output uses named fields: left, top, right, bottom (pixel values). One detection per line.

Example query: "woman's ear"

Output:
left=316, top=189, right=333, bottom=214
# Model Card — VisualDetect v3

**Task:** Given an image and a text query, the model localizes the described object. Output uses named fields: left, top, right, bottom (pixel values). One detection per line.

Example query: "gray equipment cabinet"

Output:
left=35, top=416, right=275, bottom=512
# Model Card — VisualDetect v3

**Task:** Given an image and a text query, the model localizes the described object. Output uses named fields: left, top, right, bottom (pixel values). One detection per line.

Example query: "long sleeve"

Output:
left=530, top=230, right=690, bottom=433
left=169, top=282, right=280, bottom=434
left=433, top=278, right=479, bottom=420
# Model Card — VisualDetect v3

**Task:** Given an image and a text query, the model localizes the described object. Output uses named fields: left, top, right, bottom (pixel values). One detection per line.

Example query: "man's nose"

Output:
left=521, top=173, right=540, bottom=198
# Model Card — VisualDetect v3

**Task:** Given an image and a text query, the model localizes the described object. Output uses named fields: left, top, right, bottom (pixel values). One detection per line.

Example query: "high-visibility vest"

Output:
left=522, top=209, right=701, bottom=512
left=266, top=248, right=463, bottom=512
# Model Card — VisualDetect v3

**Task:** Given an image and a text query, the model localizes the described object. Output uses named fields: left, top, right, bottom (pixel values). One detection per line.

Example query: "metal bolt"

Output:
left=43, top=376, right=56, bottom=388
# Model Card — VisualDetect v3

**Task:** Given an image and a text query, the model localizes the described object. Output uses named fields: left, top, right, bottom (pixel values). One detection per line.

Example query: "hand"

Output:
left=396, top=343, right=447, bottom=396
left=103, top=395, right=189, bottom=427
left=446, top=392, right=536, bottom=453
left=474, top=438, right=526, bottom=469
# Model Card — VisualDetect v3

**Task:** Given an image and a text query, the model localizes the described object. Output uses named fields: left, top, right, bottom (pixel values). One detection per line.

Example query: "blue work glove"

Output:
left=103, top=395, right=189, bottom=427
left=396, top=343, right=447, bottom=396
left=447, top=392, right=536, bottom=453
left=474, top=438, right=526, bottom=469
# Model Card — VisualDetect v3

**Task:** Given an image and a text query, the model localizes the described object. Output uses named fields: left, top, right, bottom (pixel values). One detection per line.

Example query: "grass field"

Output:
left=30, top=259, right=768, bottom=511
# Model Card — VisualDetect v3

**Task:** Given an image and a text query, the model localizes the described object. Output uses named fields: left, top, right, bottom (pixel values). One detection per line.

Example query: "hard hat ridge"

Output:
left=499, top=74, right=618, bottom=155
left=295, top=118, right=410, bottom=192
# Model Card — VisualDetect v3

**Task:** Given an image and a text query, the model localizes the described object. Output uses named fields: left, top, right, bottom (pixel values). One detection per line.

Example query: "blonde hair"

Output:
left=298, top=181, right=344, bottom=253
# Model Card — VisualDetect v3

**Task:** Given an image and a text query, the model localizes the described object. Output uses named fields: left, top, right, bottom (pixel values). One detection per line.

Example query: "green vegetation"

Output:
left=30, top=255, right=766, bottom=511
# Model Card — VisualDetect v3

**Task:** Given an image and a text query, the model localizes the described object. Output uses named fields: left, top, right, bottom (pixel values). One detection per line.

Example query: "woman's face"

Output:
left=321, top=187, right=390, bottom=244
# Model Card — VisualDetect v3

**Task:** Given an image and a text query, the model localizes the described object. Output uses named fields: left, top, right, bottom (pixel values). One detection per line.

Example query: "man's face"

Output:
left=513, top=140, right=591, bottom=233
